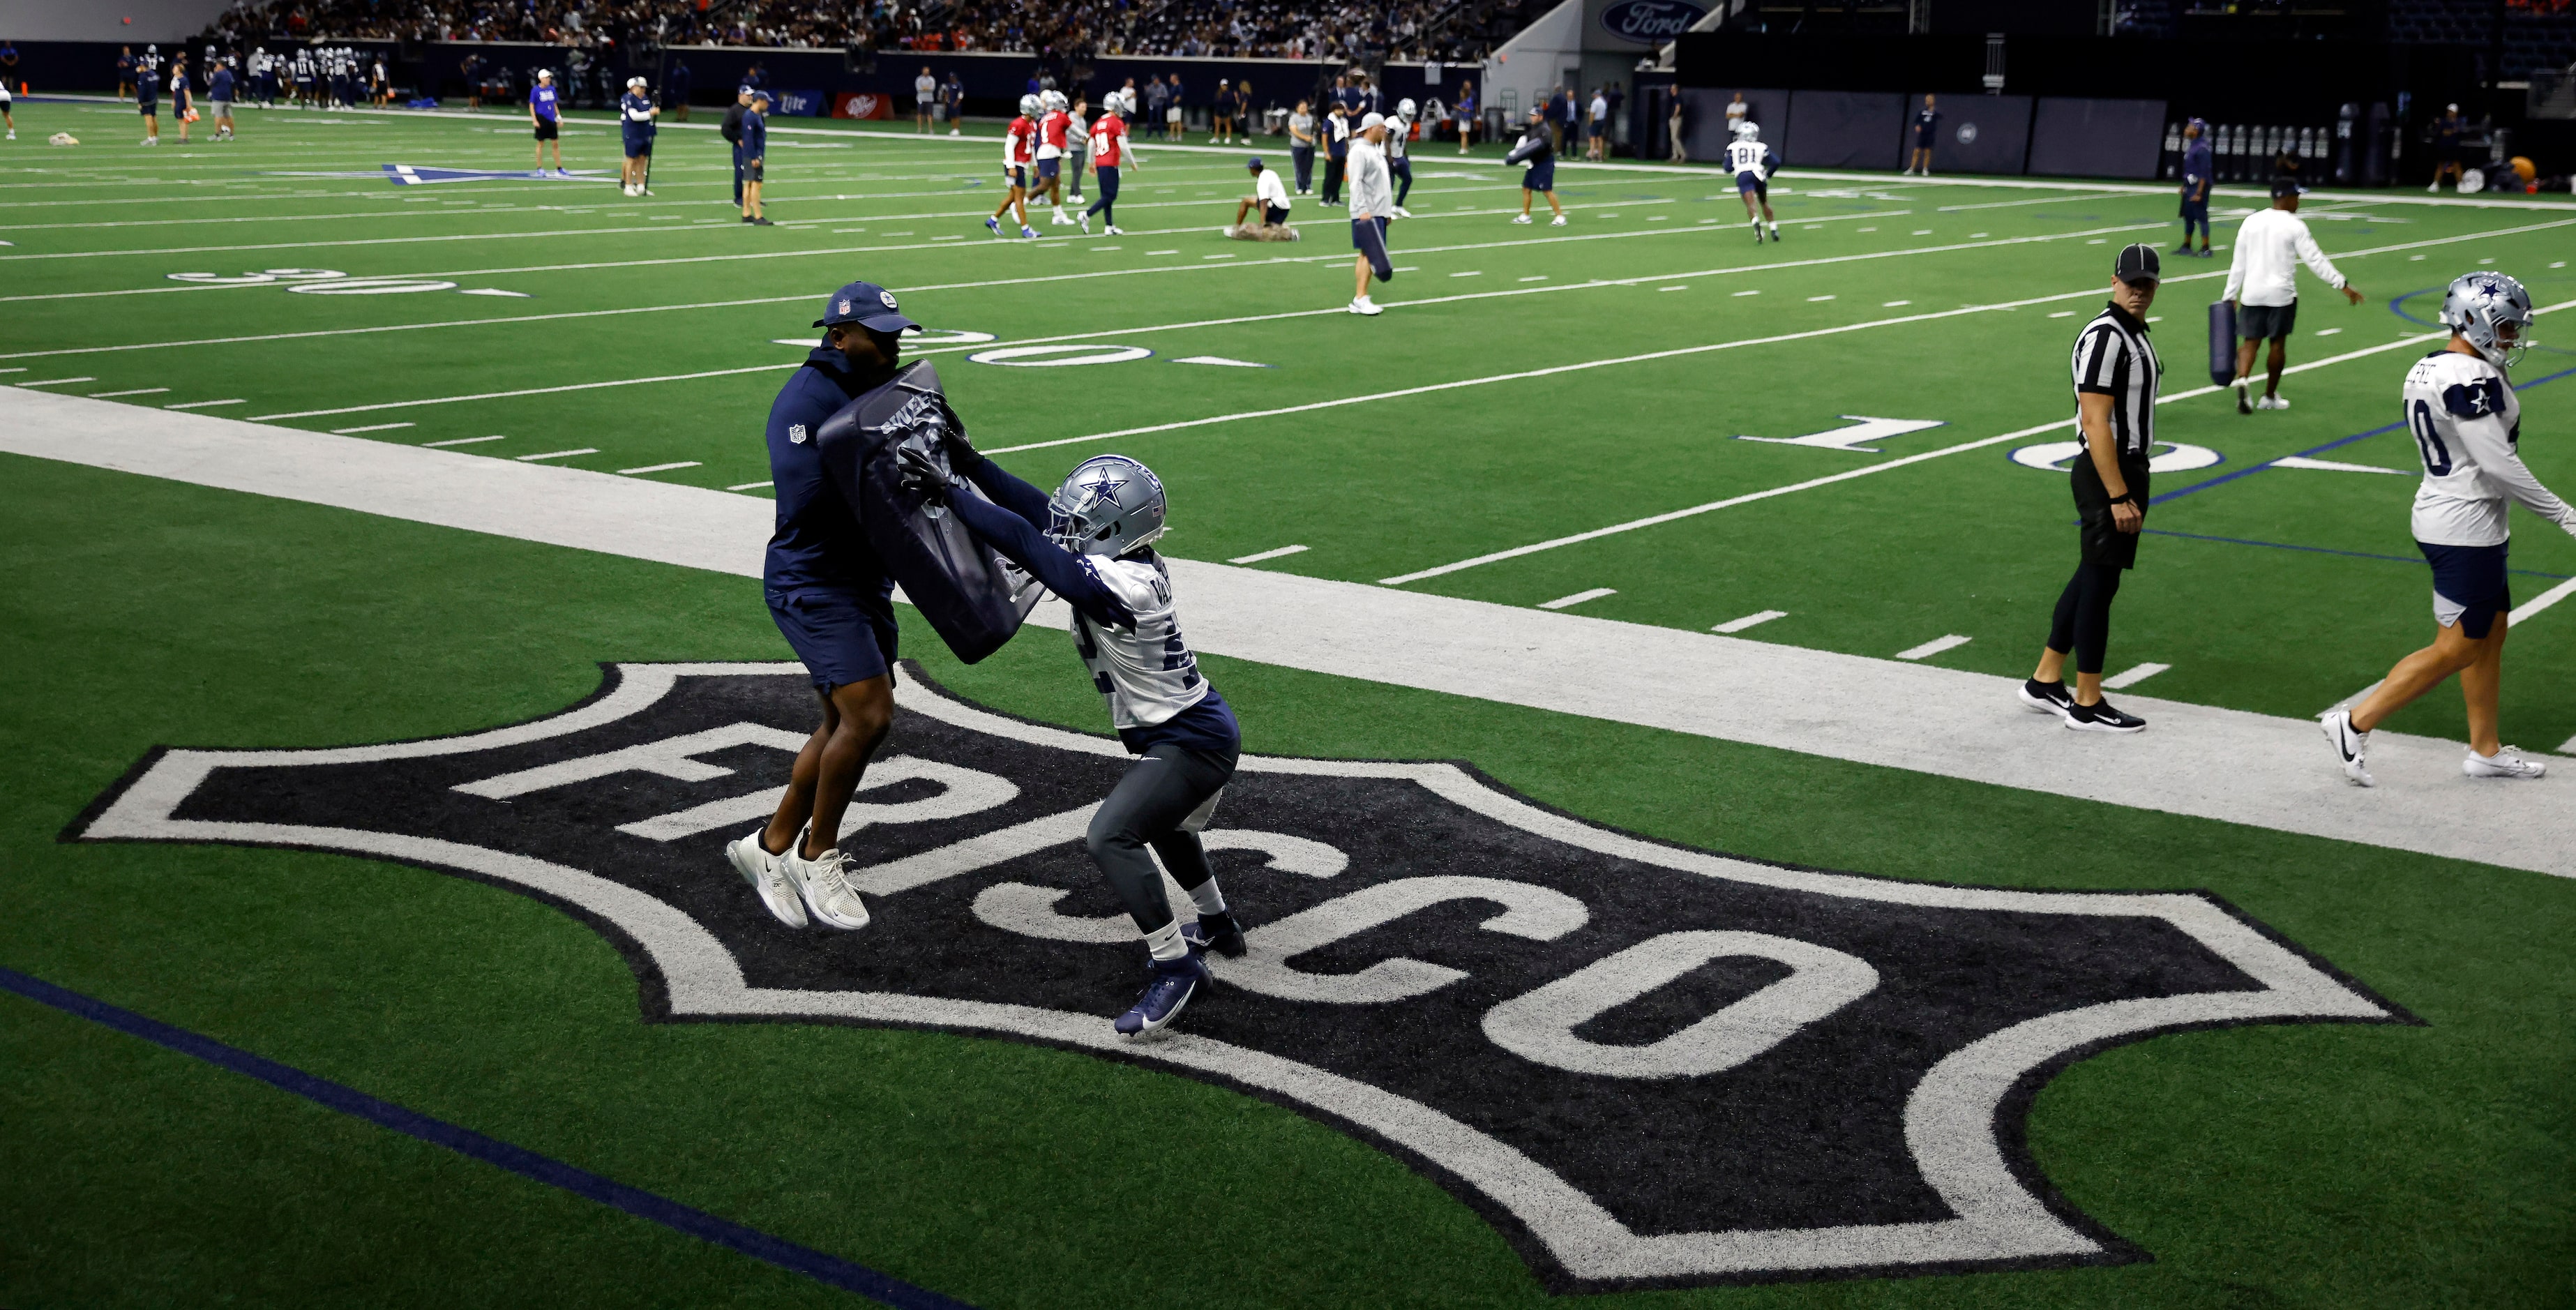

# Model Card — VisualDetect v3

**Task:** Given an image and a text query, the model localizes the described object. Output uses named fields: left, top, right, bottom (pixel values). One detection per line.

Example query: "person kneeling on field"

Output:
left=1224, top=156, right=1298, bottom=241
left=898, top=436, right=1249, bottom=1040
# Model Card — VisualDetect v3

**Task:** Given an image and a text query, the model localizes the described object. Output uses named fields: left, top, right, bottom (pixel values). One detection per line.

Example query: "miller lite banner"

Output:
left=1595, top=0, right=1707, bottom=44
left=833, top=91, right=894, bottom=119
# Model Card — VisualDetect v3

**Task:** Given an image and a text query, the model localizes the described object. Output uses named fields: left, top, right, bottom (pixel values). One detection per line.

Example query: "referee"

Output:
left=2021, top=243, right=2163, bottom=733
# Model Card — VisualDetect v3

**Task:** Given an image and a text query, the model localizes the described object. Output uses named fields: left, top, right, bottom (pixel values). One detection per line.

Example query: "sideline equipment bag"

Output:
left=814, top=361, right=1036, bottom=663
left=2208, top=299, right=2237, bottom=388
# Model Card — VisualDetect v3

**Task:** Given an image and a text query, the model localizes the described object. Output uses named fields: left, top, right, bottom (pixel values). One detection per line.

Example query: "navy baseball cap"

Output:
left=1246, top=156, right=1263, bottom=169
left=814, top=280, right=921, bottom=333
left=2270, top=176, right=2308, bottom=198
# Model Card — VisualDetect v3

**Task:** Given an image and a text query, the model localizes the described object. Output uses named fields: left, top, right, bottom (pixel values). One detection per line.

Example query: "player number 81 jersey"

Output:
left=1069, top=553, right=1211, bottom=730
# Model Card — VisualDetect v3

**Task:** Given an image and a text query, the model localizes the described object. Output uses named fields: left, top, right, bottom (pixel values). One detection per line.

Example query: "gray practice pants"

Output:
left=1085, top=741, right=1236, bottom=934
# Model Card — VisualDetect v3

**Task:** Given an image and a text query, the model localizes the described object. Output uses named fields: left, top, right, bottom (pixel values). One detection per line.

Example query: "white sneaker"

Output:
left=2320, top=709, right=2375, bottom=788
left=1052, top=210, right=1074, bottom=225
left=1349, top=296, right=1382, bottom=315
left=2256, top=393, right=2290, bottom=410
left=726, top=829, right=808, bottom=928
left=2427, top=181, right=2440, bottom=193
left=1510, top=213, right=1532, bottom=225
left=2464, top=746, right=2548, bottom=779
left=784, top=846, right=871, bottom=930
left=1105, top=225, right=1124, bottom=235
left=1392, top=204, right=1412, bottom=218
left=1550, top=214, right=1567, bottom=226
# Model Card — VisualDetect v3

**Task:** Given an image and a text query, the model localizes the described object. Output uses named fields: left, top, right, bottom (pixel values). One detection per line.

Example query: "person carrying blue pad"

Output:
left=897, top=430, right=1248, bottom=1041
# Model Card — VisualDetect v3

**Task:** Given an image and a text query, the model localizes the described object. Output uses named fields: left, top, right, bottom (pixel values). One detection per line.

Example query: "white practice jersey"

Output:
left=1385, top=116, right=1409, bottom=159
left=2402, top=349, right=2576, bottom=546
left=1071, top=554, right=1212, bottom=730
left=1724, top=139, right=1769, bottom=177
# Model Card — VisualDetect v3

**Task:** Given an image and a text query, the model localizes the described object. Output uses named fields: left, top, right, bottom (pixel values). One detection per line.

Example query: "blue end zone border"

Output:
left=0, top=965, right=977, bottom=1310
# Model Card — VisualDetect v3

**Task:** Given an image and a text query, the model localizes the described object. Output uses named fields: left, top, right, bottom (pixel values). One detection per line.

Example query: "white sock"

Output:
left=1143, top=919, right=1189, bottom=962
left=1187, top=879, right=1228, bottom=916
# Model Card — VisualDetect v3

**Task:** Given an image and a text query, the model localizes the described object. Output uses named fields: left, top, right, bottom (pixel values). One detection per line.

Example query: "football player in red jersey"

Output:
left=986, top=94, right=1042, bottom=239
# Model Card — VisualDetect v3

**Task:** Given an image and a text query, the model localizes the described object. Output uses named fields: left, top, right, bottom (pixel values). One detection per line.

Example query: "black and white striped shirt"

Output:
left=2069, top=303, right=2161, bottom=460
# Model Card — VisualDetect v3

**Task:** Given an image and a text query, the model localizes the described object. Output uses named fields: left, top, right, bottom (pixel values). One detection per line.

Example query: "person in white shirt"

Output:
left=914, top=66, right=936, bottom=132
left=2220, top=179, right=2363, bottom=412
left=1346, top=113, right=1394, bottom=315
left=2321, top=272, right=2574, bottom=787
left=1226, top=156, right=1295, bottom=239
left=1724, top=91, right=1747, bottom=138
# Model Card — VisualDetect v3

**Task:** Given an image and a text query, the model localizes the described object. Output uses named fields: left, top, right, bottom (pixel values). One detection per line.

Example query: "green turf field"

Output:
left=3, top=96, right=2574, bottom=1309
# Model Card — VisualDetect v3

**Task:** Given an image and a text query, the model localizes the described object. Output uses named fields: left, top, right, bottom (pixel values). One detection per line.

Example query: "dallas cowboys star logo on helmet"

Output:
left=1077, top=472, right=1127, bottom=509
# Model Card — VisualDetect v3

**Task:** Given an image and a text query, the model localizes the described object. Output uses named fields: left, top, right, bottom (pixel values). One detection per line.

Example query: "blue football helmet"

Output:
left=2441, top=271, right=2535, bottom=369
left=1048, top=455, right=1167, bottom=557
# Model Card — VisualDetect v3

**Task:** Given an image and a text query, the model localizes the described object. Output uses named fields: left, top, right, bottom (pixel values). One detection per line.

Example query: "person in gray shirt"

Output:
left=1288, top=99, right=1317, bottom=195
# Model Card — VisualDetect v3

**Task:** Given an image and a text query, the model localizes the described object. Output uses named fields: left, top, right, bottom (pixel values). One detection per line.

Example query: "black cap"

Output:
left=2270, top=176, right=2308, bottom=199
left=813, top=280, right=921, bottom=333
left=2114, top=242, right=2160, bottom=285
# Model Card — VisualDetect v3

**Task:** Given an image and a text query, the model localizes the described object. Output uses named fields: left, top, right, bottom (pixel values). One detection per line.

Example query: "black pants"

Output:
left=731, top=145, right=744, bottom=203
left=1085, top=165, right=1119, bottom=223
left=1392, top=157, right=1413, bottom=206
left=1085, top=741, right=1236, bottom=935
left=2051, top=457, right=2149, bottom=676
left=1323, top=153, right=1345, bottom=204
left=1291, top=144, right=1314, bottom=192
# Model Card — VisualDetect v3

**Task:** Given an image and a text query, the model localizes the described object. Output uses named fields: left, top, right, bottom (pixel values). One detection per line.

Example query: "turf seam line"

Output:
left=0, top=965, right=978, bottom=1310
left=2137, top=527, right=2573, bottom=578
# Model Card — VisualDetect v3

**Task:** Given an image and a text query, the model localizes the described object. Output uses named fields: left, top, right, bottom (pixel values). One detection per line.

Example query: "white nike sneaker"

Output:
left=2256, top=393, right=2290, bottom=410
left=2320, top=709, right=2375, bottom=788
left=1550, top=214, right=1567, bottom=226
left=1393, top=204, right=1413, bottom=218
left=726, top=829, right=808, bottom=928
left=1105, top=225, right=1124, bottom=234
left=2464, top=746, right=2547, bottom=779
left=1349, top=296, right=1383, bottom=316
left=785, top=846, right=871, bottom=930
left=1510, top=213, right=1532, bottom=225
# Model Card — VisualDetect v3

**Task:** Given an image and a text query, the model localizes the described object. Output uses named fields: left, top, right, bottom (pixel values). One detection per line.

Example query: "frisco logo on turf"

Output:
left=70, top=664, right=2411, bottom=1292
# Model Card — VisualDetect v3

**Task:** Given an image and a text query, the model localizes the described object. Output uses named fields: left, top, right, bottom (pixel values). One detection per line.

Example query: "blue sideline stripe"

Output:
left=2139, top=527, right=2573, bottom=578
left=2150, top=361, right=2576, bottom=508
left=0, top=966, right=977, bottom=1310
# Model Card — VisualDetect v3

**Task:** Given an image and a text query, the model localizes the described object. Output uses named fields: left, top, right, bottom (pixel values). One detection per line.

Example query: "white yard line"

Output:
left=6, top=386, right=2568, bottom=876
left=618, top=461, right=703, bottom=476
left=2103, top=663, right=2172, bottom=690
left=1895, top=634, right=1973, bottom=661
left=423, top=435, right=507, bottom=447
left=1537, top=587, right=1617, bottom=610
left=329, top=421, right=415, bottom=434
left=514, top=447, right=596, bottom=462
left=1228, top=544, right=1310, bottom=564
left=1712, top=610, right=1787, bottom=633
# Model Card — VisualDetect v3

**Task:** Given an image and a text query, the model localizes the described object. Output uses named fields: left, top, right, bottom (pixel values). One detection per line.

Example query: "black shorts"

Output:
left=744, top=160, right=764, bottom=183
left=2072, top=454, right=2151, bottom=571
left=2420, top=541, right=2510, bottom=638
left=767, top=586, right=898, bottom=689
left=1265, top=203, right=1290, bottom=225
left=140, top=98, right=158, bottom=114
left=2238, top=301, right=2296, bottom=340
left=533, top=118, right=559, bottom=140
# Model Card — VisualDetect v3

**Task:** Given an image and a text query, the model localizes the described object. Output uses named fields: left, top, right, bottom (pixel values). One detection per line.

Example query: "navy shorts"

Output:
left=1037, top=156, right=1060, bottom=178
left=1736, top=170, right=1765, bottom=198
left=1525, top=166, right=1554, bottom=193
left=623, top=135, right=653, bottom=158
left=1007, top=165, right=1027, bottom=188
left=1352, top=215, right=1393, bottom=281
left=767, top=586, right=898, bottom=689
left=2419, top=541, right=2510, bottom=639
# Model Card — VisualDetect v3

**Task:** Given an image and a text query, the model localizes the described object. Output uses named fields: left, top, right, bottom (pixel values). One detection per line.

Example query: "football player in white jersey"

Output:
left=1726, top=121, right=1780, bottom=242
left=902, top=434, right=1246, bottom=1039
left=2322, top=272, right=2576, bottom=786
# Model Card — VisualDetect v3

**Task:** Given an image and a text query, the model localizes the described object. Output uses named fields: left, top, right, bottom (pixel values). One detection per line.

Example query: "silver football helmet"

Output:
left=1733, top=120, right=1759, bottom=140
left=2441, top=271, right=2534, bottom=369
left=1019, top=93, right=1041, bottom=116
left=1396, top=97, right=1417, bottom=119
left=1048, top=455, right=1167, bottom=557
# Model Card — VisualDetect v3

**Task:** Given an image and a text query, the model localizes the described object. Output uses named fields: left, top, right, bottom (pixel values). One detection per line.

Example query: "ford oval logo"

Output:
left=1597, top=0, right=1707, bottom=43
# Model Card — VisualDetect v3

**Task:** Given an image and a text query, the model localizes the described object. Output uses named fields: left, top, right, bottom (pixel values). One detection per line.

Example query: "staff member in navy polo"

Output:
left=136, top=50, right=161, bottom=145
left=736, top=280, right=922, bottom=931
left=1320, top=101, right=1350, bottom=206
left=1905, top=93, right=1940, bottom=175
left=529, top=68, right=564, bottom=174
left=722, top=84, right=753, bottom=204
left=740, top=90, right=772, bottom=224
left=619, top=76, right=657, bottom=195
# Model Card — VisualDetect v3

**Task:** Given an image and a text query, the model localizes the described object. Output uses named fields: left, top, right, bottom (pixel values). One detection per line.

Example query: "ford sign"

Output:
left=1598, top=0, right=1706, bottom=43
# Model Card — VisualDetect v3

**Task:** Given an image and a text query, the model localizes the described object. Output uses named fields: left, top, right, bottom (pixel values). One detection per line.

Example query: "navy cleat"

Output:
left=1190, top=910, right=1248, bottom=958
left=1114, top=947, right=1211, bottom=1037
